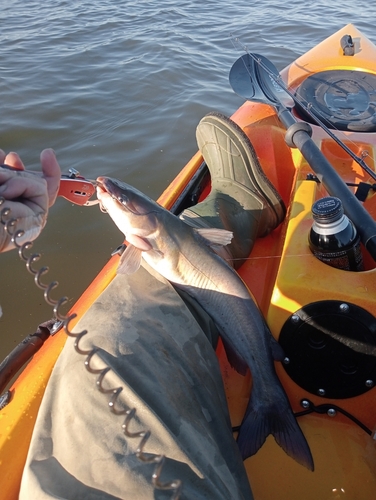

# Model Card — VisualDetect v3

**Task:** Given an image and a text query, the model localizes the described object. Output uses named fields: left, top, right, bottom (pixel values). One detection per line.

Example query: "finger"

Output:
left=40, top=149, right=61, bottom=207
left=0, top=171, right=48, bottom=210
left=0, top=149, right=5, bottom=164
left=4, top=152, right=26, bottom=171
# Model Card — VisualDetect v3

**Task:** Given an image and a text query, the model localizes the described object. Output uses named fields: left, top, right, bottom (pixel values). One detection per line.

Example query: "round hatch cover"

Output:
left=279, top=300, right=376, bottom=399
left=295, top=70, right=376, bottom=132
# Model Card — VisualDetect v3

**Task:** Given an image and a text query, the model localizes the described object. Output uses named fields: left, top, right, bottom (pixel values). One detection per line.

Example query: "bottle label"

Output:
left=312, top=240, right=364, bottom=271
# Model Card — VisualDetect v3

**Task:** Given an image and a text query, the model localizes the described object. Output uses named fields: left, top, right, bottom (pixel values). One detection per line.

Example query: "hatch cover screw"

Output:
left=283, top=357, right=290, bottom=365
left=327, top=408, right=337, bottom=417
left=291, top=314, right=300, bottom=323
left=318, top=388, right=326, bottom=396
left=365, top=379, right=374, bottom=388
left=339, top=303, right=349, bottom=313
left=301, top=400, right=310, bottom=409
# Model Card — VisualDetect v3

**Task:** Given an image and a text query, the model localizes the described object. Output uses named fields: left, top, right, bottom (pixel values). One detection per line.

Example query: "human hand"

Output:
left=0, top=149, right=61, bottom=252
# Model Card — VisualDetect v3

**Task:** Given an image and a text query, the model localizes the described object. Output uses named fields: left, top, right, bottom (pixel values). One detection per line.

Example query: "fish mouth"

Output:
left=96, top=176, right=156, bottom=216
left=96, top=177, right=112, bottom=213
left=96, top=176, right=127, bottom=213
left=96, top=176, right=115, bottom=196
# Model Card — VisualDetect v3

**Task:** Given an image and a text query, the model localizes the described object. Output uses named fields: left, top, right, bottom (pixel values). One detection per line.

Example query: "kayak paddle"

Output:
left=229, top=52, right=376, bottom=262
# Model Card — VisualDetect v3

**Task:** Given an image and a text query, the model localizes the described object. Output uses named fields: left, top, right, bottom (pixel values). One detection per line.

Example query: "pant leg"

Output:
left=20, top=265, right=253, bottom=500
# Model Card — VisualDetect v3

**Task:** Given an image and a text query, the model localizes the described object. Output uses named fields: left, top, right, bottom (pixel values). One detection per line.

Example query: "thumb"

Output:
left=40, top=149, right=61, bottom=207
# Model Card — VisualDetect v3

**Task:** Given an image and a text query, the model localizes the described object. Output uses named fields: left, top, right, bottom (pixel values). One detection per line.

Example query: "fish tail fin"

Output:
left=237, top=397, right=314, bottom=471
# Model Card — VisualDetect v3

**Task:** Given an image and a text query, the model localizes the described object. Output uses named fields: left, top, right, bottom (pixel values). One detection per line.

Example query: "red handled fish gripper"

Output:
left=58, top=168, right=99, bottom=206
left=0, top=164, right=99, bottom=206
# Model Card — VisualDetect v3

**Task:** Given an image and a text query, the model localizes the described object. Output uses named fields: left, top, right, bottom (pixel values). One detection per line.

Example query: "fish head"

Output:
left=96, top=176, right=161, bottom=247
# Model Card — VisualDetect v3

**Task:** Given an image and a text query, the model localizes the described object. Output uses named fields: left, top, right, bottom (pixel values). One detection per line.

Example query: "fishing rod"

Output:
left=229, top=52, right=376, bottom=262
left=257, top=54, right=376, bottom=181
left=231, top=47, right=376, bottom=182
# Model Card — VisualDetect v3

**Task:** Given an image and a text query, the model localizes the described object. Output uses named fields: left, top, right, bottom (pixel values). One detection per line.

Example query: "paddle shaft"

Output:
left=248, top=53, right=376, bottom=180
left=229, top=52, right=376, bottom=261
left=279, top=109, right=376, bottom=261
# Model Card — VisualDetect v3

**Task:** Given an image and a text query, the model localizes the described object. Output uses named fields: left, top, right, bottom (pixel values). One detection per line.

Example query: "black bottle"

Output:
left=309, top=196, right=364, bottom=271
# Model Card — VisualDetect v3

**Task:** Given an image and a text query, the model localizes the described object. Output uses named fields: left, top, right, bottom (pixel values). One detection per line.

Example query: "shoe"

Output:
left=180, top=112, right=286, bottom=267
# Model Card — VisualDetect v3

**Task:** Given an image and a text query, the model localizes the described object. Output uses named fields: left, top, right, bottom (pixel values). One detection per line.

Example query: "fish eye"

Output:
left=118, top=194, right=129, bottom=205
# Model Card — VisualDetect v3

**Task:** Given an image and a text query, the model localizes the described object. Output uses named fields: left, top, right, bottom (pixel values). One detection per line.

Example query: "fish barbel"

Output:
left=96, top=176, right=313, bottom=471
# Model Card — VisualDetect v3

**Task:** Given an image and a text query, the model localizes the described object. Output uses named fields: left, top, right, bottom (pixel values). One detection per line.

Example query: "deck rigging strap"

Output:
left=295, top=399, right=373, bottom=437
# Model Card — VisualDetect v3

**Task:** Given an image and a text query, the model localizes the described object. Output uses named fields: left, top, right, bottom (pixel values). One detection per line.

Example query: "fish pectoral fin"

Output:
left=125, top=233, right=153, bottom=251
left=221, top=337, right=248, bottom=376
left=195, top=228, right=233, bottom=247
left=117, top=244, right=143, bottom=274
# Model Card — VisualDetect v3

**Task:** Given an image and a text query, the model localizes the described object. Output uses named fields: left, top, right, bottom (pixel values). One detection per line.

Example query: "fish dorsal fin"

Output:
left=195, top=228, right=233, bottom=247
left=117, top=244, right=143, bottom=274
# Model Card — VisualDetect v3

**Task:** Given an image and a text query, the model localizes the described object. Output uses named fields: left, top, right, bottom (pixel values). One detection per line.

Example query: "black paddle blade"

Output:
left=229, top=53, right=293, bottom=109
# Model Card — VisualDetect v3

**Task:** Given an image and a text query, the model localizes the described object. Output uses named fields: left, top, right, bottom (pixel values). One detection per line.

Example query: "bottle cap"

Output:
left=312, top=197, right=344, bottom=223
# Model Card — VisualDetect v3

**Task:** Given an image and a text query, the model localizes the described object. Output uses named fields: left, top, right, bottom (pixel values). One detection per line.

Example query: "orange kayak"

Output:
left=1, top=23, right=376, bottom=499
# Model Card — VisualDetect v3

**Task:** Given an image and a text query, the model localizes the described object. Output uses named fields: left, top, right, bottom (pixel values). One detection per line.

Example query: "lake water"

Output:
left=1, top=0, right=376, bottom=358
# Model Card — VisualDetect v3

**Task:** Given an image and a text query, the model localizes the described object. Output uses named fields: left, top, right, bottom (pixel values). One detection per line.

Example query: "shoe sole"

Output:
left=196, top=112, right=286, bottom=227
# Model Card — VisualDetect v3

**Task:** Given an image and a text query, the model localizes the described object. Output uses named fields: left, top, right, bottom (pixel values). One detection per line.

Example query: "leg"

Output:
left=181, top=112, right=285, bottom=267
left=20, top=266, right=253, bottom=499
